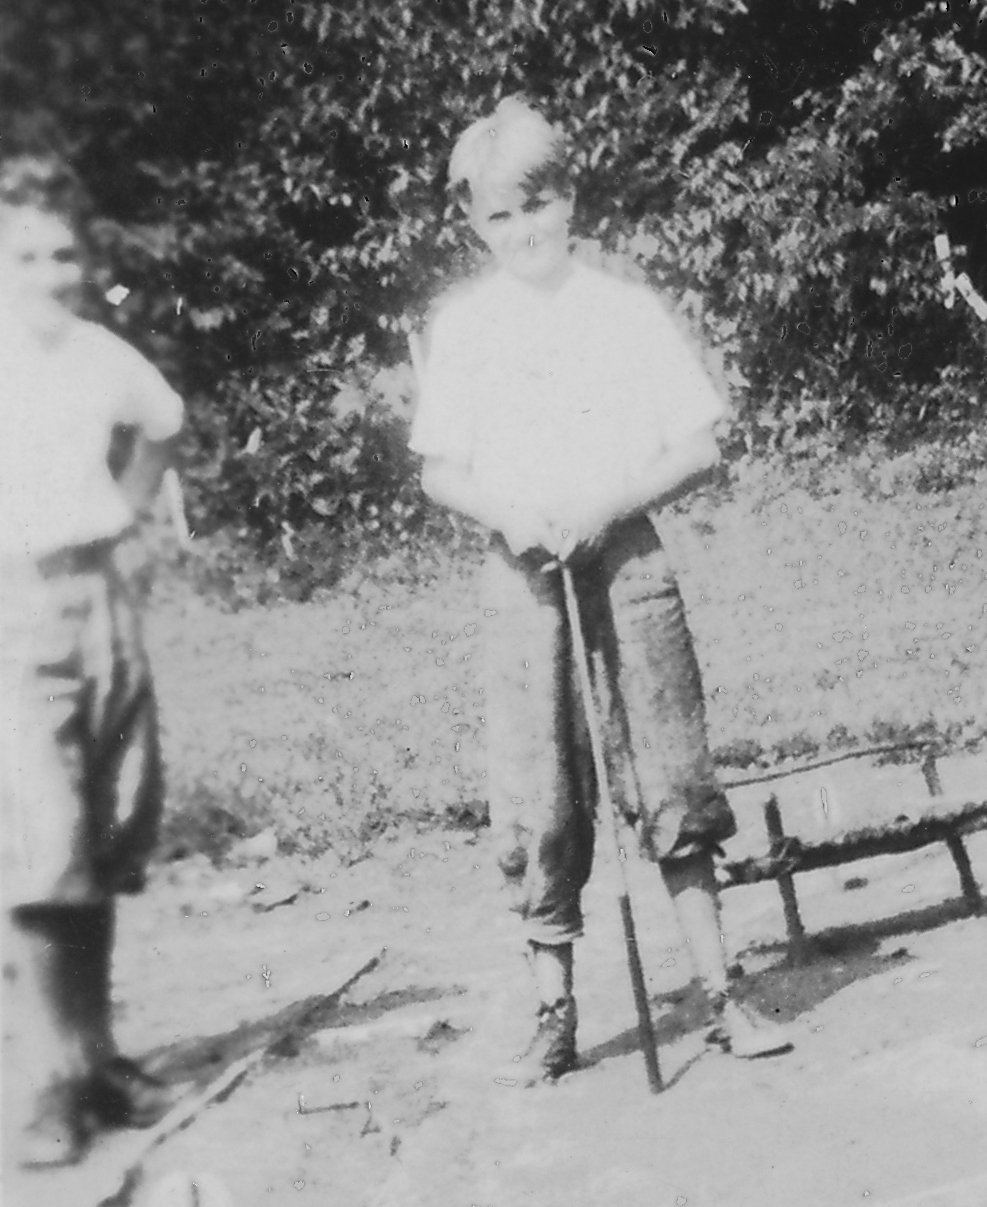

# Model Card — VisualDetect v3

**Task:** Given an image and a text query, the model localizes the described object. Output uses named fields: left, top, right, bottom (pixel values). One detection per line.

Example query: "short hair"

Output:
left=448, top=97, right=571, bottom=205
left=0, top=157, right=78, bottom=269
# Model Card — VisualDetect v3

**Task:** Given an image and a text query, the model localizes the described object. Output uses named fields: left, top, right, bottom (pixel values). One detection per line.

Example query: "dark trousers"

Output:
left=480, top=515, right=735, bottom=944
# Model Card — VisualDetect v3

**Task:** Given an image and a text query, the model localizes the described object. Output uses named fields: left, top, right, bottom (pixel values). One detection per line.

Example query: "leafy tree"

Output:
left=3, top=0, right=986, bottom=573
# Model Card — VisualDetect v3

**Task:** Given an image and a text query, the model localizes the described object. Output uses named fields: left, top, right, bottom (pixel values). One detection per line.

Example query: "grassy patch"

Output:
left=148, top=556, right=489, bottom=866
left=149, top=453, right=987, bottom=865
left=669, top=456, right=987, bottom=763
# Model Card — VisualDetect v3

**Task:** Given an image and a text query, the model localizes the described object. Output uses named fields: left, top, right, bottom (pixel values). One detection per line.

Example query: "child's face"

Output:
left=2, top=210, right=82, bottom=309
left=468, top=176, right=573, bottom=287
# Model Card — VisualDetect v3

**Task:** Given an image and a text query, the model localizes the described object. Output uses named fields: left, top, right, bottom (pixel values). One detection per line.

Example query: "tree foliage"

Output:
left=3, top=0, right=987, bottom=560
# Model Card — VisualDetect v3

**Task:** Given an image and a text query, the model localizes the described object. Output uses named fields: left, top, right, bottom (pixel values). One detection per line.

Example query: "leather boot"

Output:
left=7, top=902, right=175, bottom=1168
left=509, top=941, right=578, bottom=1084
left=706, top=993, right=793, bottom=1059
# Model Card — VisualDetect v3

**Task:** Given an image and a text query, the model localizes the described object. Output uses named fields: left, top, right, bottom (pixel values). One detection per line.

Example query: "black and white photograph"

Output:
left=2, top=2, right=987, bottom=1204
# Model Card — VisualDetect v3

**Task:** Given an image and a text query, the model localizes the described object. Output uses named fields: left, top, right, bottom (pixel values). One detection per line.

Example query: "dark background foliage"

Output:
left=3, top=0, right=987, bottom=584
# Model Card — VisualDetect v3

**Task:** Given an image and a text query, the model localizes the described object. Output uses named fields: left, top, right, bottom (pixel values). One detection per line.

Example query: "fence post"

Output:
left=921, top=753, right=984, bottom=912
left=763, top=794, right=808, bottom=964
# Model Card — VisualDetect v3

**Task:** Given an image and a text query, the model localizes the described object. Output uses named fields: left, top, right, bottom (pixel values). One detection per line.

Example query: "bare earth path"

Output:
left=11, top=483, right=987, bottom=1206
left=33, top=821, right=986, bottom=1207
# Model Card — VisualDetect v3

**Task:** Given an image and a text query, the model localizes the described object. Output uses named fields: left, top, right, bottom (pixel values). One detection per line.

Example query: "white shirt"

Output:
left=0, top=310, right=184, bottom=559
left=410, top=262, right=726, bottom=525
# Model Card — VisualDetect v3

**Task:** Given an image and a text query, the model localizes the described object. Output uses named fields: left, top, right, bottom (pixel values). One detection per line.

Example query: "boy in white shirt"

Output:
left=411, top=98, right=791, bottom=1082
left=1, top=201, right=184, bottom=1167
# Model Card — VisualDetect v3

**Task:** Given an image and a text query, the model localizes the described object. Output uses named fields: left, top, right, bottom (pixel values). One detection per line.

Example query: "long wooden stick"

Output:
left=559, top=563, right=663, bottom=1093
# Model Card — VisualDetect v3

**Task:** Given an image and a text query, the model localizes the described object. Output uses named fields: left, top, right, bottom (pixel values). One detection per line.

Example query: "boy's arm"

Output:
left=615, top=424, right=720, bottom=518
left=557, top=426, right=719, bottom=560
left=422, top=457, right=551, bottom=556
left=420, top=457, right=499, bottom=529
left=113, top=431, right=181, bottom=519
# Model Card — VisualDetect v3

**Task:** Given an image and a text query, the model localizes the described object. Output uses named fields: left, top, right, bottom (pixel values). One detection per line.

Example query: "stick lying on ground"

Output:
left=558, top=562, right=663, bottom=1094
left=104, top=948, right=383, bottom=1205
left=10, top=1054, right=262, bottom=1207
left=10, top=950, right=385, bottom=1207
left=104, top=1053, right=259, bottom=1205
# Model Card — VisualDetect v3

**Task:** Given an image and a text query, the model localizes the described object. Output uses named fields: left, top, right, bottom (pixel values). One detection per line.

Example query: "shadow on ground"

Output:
left=141, top=967, right=458, bottom=1089
left=581, top=894, right=981, bottom=1075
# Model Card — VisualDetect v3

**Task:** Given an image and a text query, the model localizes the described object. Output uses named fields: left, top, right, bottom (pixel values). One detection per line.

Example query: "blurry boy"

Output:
left=410, top=98, right=791, bottom=1082
left=1, top=201, right=183, bottom=1166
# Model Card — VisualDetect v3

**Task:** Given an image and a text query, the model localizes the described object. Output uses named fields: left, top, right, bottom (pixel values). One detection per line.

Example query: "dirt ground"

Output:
left=8, top=510, right=987, bottom=1207
left=13, top=803, right=987, bottom=1207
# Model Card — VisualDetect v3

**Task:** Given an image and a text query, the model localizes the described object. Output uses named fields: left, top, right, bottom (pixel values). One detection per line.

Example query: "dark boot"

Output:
left=705, top=992, right=794, bottom=1059
left=4, top=907, right=92, bottom=1167
left=510, top=941, right=577, bottom=1084
left=81, top=1055, right=177, bottom=1130
left=7, top=902, right=174, bottom=1168
left=513, top=995, right=578, bottom=1084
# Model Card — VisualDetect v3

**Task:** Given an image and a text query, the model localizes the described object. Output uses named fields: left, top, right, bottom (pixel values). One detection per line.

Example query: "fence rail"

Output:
left=716, top=743, right=987, bottom=961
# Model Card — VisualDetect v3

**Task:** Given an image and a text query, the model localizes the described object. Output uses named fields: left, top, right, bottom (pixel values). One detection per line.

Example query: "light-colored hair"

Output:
left=448, top=97, right=567, bottom=200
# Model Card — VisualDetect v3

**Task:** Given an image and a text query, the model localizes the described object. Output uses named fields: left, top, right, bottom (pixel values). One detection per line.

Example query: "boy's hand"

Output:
left=550, top=503, right=621, bottom=562
left=552, top=524, right=580, bottom=563
left=501, top=512, right=555, bottom=558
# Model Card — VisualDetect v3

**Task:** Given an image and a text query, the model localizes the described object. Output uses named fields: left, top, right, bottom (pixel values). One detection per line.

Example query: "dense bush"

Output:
left=181, top=360, right=458, bottom=596
left=3, top=0, right=987, bottom=562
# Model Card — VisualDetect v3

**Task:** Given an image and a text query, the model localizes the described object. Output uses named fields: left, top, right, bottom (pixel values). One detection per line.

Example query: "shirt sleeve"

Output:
left=646, top=294, right=728, bottom=451
left=408, top=299, right=476, bottom=467
left=92, top=325, right=185, bottom=441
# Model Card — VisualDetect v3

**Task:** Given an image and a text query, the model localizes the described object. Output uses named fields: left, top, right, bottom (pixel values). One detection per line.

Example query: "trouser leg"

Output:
left=481, top=551, right=596, bottom=1082
left=513, top=940, right=577, bottom=1083
left=527, top=938, right=574, bottom=1006
left=4, top=896, right=175, bottom=1169
left=2, top=903, right=114, bottom=1166
left=2, top=554, right=171, bottom=1169
left=606, top=536, right=736, bottom=861
left=660, top=850, right=729, bottom=1001
left=13, top=900, right=117, bottom=1066
left=595, top=527, right=792, bottom=1058
left=660, top=850, right=793, bottom=1058
left=482, top=550, right=595, bottom=946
